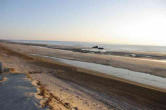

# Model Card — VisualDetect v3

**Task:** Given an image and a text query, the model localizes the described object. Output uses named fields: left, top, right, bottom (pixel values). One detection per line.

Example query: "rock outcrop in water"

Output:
left=92, top=46, right=104, bottom=50
left=92, top=46, right=98, bottom=48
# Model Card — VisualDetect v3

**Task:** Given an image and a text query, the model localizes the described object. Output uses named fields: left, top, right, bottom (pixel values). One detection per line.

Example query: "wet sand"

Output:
left=0, top=42, right=166, bottom=110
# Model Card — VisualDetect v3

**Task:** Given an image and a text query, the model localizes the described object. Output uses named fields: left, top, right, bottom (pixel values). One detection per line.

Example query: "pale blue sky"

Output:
left=1, top=0, right=166, bottom=45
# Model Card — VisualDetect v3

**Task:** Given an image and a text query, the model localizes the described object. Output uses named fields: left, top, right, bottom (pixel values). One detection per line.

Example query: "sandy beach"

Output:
left=0, top=42, right=166, bottom=110
left=2, top=41, right=166, bottom=77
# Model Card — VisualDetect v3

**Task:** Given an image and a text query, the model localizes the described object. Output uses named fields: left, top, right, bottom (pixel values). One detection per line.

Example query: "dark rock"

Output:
left=92, top=46, right=98, bottom=48
left=98, top=47, right=104, bottom=50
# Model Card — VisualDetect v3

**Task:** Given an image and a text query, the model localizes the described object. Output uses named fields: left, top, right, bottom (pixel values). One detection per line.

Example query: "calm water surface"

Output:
left=32, top=54, right=166, bottom=90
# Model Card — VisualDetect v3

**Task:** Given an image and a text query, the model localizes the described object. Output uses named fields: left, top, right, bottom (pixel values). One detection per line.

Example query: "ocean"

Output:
left=11, top=40, right=166, bottom=53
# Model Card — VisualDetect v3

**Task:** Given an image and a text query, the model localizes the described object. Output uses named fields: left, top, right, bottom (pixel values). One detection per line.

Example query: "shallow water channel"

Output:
left=32, top=54, right=166, bottom=90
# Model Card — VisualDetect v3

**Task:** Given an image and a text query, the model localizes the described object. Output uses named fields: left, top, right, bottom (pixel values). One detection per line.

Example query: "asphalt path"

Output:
left=0, top=73, right=47, bottom=110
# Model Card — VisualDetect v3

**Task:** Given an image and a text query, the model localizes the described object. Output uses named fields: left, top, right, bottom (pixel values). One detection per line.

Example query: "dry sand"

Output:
left=0, top=42, right=166, bottom=110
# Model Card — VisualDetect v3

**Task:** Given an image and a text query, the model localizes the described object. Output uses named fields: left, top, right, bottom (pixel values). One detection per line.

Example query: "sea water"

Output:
left=11, top=40, right=166, bottom=53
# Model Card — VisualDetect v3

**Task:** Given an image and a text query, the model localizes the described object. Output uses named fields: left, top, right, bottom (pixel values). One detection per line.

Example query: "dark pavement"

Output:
left=0, top=73, right=47, bottom=110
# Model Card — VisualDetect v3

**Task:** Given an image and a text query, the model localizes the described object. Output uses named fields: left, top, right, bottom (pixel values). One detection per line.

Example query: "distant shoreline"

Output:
left=2, top=40, right=166, bottom=60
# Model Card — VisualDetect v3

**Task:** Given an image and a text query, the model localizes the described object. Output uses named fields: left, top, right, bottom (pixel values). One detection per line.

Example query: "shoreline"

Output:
left=2, top=40, right=166, bottom=60
left=0, top=42, right=166, bottom=109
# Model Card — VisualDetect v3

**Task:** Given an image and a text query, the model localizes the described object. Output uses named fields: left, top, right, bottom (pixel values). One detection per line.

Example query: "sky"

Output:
left=0, top=0, right=166, bottom=46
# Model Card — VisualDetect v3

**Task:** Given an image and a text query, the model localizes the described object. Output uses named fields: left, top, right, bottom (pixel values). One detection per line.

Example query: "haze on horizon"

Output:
left=1, top=0, right=166, bottom=46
